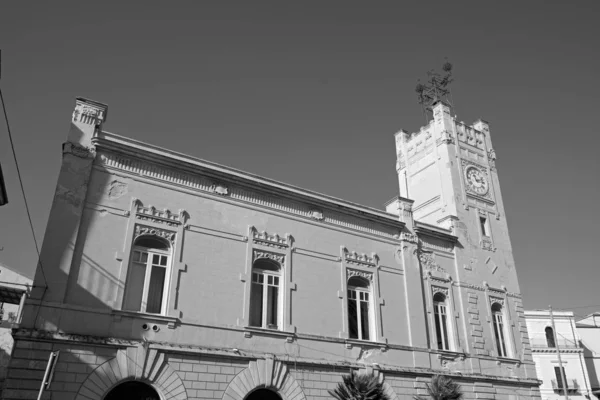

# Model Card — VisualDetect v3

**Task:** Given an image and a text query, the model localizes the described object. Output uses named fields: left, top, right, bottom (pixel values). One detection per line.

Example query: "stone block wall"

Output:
left=1, top=338, right=540, bottom=400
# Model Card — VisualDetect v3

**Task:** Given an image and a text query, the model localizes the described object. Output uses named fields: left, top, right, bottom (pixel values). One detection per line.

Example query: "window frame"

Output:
left=433, top=292, right=451, bottom=351
left=545, top=326, right=556, bottom=348
left=124, top=242, right=172, bottom=315
left=249, top=263, right=282, bottom=330
left=347, top=279, right=373, bottom=341
left=240, top=226, right=296, bottom=335
left=116, top=199, right=188, bottom=322
left=338, top=246, right=385, bottom=345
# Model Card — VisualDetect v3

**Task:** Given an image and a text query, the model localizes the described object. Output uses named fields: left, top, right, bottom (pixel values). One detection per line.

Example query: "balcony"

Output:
left=551, top=379, right=579, bottom=392
left=530, top=338, right=580, bottom=349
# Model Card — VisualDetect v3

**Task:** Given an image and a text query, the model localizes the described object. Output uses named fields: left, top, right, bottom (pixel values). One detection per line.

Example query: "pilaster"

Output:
left=29, top=98, right=108, bottom=309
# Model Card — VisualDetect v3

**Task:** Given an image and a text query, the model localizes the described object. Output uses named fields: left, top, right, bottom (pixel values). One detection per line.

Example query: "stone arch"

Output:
left=75, top=346, right=187, bottom=400
left=223, top=359, right=307, bottom=400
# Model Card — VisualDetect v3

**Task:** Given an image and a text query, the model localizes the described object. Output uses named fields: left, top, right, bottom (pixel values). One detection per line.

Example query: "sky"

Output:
left=0, top=1, right=598, bottom=317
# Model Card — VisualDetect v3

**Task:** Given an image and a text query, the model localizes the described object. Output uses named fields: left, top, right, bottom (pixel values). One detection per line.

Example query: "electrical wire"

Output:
left=0, top=87, right=48, bottom=288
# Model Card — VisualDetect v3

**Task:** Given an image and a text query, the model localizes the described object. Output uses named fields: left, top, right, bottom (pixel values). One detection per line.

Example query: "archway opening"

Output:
left=246, top=388, right=282, bottom=400
left=104, top=381, right=160, bottom=400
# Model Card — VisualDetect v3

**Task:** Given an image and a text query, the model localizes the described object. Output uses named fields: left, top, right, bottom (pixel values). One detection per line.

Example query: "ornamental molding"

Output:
left=347, top=269, right=373, bottom=282
left=461, top=158, right=488, bottom=172
left=134, top=199, right=187, bottom=226
left=134, top=225, right=176, bottom=244
left=209, top=183, right=229, bottom=196
left=72, top=100, right=106, bottom=126
left=223, top=359, right=307, bottom=400
left=436, top=130, right=455, bottom=146
left=488, top=149, right=497, bottom=168
left=400, top=232, right=419, bottom=244
left=342, top=246, right=378, bottom=267
left=250, top=226, right=292, bottom=249
left=97, top=152, right=402, bottom=240
left=253, top=249, right=285, bottom=265
left=417, top=250, right=447, bottom=274
left=489, top=296, right=505, bottom=307
left=309, top=209, right=325, bottom=221
left=432, top=286, right=449, bottom=297
left=63, top=142, right=96, bottom=159
left=452, top=281, right=521, bottom=298
left=481, top=237, right=496, bottom=252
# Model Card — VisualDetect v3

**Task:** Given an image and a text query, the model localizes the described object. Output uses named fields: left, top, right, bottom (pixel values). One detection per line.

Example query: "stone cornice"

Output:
left=414, top=222, right=458, bottom=243
left=93, top=132, right=405, bottom=239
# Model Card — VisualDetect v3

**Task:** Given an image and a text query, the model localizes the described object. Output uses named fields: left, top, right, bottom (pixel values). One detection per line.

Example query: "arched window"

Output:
left=123, top=236, right=171, bottom=314
left=347, top=276, right=372, bottom=340
left=250, top=259, right=281, bottom=329
left=491, top=302, right=508, bottom=357
left=433, top=292, right=450, bottom=350
left=545, top=326, right=556, bottom=347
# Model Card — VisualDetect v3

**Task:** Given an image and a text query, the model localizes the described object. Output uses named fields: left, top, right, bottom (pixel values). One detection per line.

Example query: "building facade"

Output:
left=0, top=265, right=31, bottom=396
left=524, top=310, right=592, bottom=400
left=2, top=98, right=540, bottom=400
left=576, top=313, right=600, bottom=398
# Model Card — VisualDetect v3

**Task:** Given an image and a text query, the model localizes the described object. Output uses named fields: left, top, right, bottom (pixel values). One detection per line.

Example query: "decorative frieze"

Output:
left=134, top=199, right=186, bottom=227
left=342, top=247, right=378, bottom=267
left=418, top=250, right=447, bottom=274
left=63, top=142, right=96, bottom=159
left=250, top=227, right=291, bottom=249
left=432, top=286, right=449, bottom=297
left=253, top=250, right=285, bottom=265
left=400, top=232, right=419, bottom=244
left=134, top=225, right=176, bottom=244
left=489, top=297, right=505, bottom=307
left=347, top=269, right=373, bottom=282
left=98, top=152, right=402, bottom=239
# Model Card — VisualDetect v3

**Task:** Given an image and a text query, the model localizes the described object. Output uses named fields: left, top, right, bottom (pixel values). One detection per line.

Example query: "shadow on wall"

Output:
left=581, top=340, right=599, bottom=391
left=20, top=160, right=148, bottom=339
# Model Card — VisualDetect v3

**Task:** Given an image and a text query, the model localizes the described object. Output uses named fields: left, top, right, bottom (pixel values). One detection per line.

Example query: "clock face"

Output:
left=466, top=166, right=489, bottom=195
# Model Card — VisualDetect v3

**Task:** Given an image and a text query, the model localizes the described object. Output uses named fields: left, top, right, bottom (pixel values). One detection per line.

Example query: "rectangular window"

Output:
left=249, top=271, right=280, bottom=329
left=124, top=250, right=169, bottom=314
left=554, top=366, right=568, bottom=389
left=480, top=217, right=489, bottom=237
left=348, top=288, right=371, bottom=340
left=434, top=302, right=450, bottom=350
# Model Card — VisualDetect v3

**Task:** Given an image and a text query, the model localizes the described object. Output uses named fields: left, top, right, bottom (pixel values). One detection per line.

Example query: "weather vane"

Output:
left=415, top=60, right=454, bottom=121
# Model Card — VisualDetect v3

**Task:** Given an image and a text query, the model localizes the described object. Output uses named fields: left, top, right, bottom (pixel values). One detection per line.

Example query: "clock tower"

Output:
left=392, top=100, right=520, bottom=291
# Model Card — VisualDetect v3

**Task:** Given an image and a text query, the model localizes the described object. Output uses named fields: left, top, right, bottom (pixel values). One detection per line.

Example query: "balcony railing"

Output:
left=551, top=379, right=579, bottom=392
left=530, top=338, right=579, bottom=349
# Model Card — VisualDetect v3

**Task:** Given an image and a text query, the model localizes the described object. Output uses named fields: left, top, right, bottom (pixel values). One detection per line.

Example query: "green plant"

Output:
left=329, top=370, right=389, bottom=400
left=414, top=375, right=463, bottom=400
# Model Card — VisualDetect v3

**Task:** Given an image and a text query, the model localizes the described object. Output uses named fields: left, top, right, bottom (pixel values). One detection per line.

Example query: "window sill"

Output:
left=112, top=310, right=179, bottom=328
left=435, top=350, right=467, bottom=360
left=495, top=356, right=522, bottom=366
left=243, top=326, right=295, bottom=342
left=344, top=338, right=388, bottom=351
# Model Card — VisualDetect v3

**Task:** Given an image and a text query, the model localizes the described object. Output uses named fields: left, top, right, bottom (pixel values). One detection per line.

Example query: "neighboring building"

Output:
left=576, top=313, right=600, bottom=398
left=0, top=264, right=31, bottom=394
left=2, top=98, right=541, bottom=400
left=525, top=310, right=592, bottom=400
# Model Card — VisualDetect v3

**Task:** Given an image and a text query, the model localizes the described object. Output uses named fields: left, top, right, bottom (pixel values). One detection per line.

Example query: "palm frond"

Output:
left=329, top=370, right=389, bottom=400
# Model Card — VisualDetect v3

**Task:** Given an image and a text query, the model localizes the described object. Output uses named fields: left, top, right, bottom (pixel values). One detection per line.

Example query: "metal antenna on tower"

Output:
left=415, top=60, right=454, bottom=122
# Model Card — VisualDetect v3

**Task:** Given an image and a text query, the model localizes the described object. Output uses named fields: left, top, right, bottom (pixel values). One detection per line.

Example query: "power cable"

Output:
left=0, top=87, right=48, bottom=288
